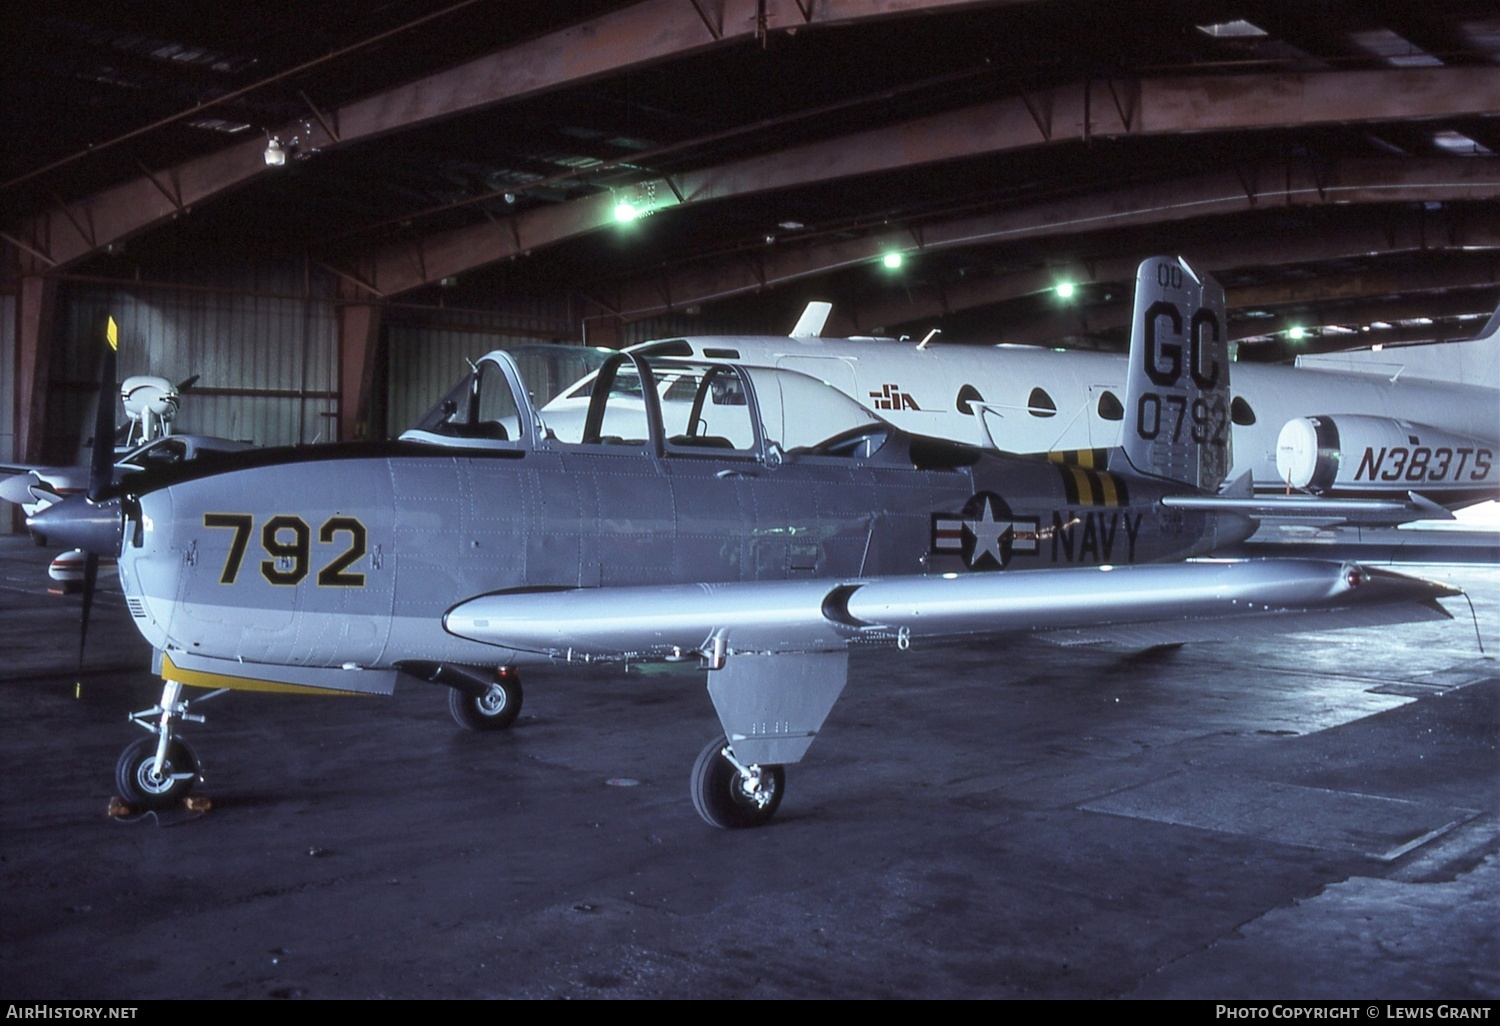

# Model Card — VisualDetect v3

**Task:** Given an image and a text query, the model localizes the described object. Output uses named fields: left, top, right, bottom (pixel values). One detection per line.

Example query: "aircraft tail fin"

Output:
left=790, top=302, right=832, bottom=338
left=1474, top=302, right=1500, bottom=343
left=1120, top=256, right=1232, bottom=492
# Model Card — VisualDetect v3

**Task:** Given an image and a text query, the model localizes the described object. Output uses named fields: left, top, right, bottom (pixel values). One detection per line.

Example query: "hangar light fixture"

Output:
left=263, top=136, right=287, bottom=167
left=882, top=252, right=904, bottom=270
left=613, top=199, right=640, bottom=223
left=1055, top=281, right=1076, bottom=300
left=1195, top=19, right=1267, bottom=38
left=1288, top=326, right=1306, bottom=340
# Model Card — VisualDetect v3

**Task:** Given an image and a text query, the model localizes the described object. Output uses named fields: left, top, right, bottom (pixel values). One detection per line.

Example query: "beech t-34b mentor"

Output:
left=30, top=258, right=1460, bottom=828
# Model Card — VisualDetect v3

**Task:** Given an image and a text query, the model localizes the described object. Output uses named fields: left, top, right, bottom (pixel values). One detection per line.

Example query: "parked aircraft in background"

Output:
left=2, top=320, right=250, bottom=590
left=29, top=259, right=1459, bottom=827
left=1, top=318, right=215, bottom=514
left=2, top=434, right=255, bottom=591
left=595, top=299, right=1498, bottom=509
left=115, top=372, right=196, bottom=449
left=0, top=434, right=254, bottom=518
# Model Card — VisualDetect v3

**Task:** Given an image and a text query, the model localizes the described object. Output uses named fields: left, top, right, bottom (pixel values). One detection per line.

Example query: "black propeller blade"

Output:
left=79, top=319, right=119, bottom=663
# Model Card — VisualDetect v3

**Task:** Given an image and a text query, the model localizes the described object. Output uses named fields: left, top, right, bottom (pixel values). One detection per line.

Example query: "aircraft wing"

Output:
left=444, top=558, right=1458, bottom=660
left=0, top=467, right=72, bottom=508
left=445, top=559, right=1456, bottom=766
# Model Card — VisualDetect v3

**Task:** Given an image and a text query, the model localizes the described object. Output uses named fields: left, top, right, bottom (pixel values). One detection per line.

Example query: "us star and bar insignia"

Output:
left=931, top=491, right=1039, bottom=570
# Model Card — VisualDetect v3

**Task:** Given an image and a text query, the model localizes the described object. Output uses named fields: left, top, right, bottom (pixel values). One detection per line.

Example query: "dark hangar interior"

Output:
left=1, top=0, right=1497, bottom=1002
left=5, top=0, right=1500, bottom=454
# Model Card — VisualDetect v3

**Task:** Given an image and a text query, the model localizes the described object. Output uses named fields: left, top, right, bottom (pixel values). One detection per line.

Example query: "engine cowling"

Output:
left=1276, top=415, right=1497, bottom=503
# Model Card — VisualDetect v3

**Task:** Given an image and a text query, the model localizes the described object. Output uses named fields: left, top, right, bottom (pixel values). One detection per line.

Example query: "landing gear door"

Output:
left=707, top=651, right=850, bottom=765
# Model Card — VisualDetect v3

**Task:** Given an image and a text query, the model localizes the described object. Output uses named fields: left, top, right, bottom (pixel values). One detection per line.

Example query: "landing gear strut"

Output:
left=115, top=680, right=204, bottom=809
left=690, top=735, right=784, bottom=829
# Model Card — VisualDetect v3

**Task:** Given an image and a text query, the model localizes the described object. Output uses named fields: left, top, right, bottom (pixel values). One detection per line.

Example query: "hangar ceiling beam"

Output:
left=823, top=209, right=1500, bottom=335
left=348, top=66, right=1500, bottom=299
left=594, top=158, right=1500, bottom=323
left=9, top=0, right=998, bottom=275
left=1237, top=291, right=1500, bottom=343
left=963, top=262, right=1500, bottom=350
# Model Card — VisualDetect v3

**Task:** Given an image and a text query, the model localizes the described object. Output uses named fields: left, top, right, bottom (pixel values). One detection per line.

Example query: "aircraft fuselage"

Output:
left=117, top=431, right=1237, bottom=674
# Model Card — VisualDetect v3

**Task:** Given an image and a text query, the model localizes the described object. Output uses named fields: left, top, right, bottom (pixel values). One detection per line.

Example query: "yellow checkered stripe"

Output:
left=1046, top=448, right=1110, bottom=469
left=1048, top=453, right=1129, bottom=507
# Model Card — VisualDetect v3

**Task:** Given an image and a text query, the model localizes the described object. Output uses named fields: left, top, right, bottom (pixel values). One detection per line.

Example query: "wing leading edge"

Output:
left=444, top=558, right=1458, bottom=660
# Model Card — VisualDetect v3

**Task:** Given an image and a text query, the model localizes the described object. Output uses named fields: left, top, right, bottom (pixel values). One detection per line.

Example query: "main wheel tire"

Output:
left=690, top=735, right=784, bottom=829
left=448, top=673, right=522, bottom=731
left=115, top=736, right=200, bottom=810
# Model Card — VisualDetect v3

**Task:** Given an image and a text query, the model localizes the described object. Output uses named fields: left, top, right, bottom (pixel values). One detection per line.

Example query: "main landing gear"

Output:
left=115, top=680, right=205, bottom=809
left=447, top=667, right=523, bottom=731
left=690, top=735, right=785, bottom=829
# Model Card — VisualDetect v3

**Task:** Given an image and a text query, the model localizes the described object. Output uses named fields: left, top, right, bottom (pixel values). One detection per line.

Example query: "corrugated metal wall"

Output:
left=23, top=262, right=800, bottom=484
left=384, top=301, right=785, bottom=434
left=384, top=299, right=576, bottom=435
left=1, top=293, right=15, bottom=534
left=0, top=293, right=15, bottom=465
left=49, top=266, right=338, bottom=460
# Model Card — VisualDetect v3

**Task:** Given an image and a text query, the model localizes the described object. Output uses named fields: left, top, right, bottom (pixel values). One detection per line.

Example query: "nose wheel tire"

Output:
left=690, top=735, right=785, bottom=829
left=115, top=736, right=200, bottom=809
left=448, top=673, right=522, bottom=731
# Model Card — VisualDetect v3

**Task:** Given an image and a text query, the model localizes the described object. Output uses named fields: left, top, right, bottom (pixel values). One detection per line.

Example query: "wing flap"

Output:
left=1040, top=596, right=1453, bottom=648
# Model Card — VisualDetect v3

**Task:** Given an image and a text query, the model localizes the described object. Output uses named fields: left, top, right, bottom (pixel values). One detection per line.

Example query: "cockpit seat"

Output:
left=668, top=434, right=735, bottom=449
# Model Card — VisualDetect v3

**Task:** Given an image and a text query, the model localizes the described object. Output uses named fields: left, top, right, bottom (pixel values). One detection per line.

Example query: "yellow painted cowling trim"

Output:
left=160, top=653, right=371, bottom=696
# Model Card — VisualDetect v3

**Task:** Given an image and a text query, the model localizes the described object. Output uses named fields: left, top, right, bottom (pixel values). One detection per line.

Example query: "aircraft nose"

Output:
left=27, top=494, right=124, bottom=556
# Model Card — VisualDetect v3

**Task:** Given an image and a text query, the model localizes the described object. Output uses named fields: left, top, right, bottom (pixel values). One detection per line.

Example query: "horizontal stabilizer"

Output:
left=1161, top=492, right=1453, bottom=526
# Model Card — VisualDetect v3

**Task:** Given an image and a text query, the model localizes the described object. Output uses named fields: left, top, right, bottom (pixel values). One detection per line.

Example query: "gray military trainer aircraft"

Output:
left=30, top=258, right=1460, bottom=827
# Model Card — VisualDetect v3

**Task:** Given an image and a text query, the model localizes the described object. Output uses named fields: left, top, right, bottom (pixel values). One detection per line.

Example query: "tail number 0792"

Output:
left=1137, top=295, right=1227, bottom=447
left=203, top=513, right=368, bottom=587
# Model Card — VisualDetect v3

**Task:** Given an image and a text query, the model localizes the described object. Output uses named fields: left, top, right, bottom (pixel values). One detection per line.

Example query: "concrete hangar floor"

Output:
left=0, top=535, right=1495, bottom=1001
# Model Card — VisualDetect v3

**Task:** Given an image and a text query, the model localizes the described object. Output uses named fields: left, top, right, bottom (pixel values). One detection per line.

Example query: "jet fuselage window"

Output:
left=1096, top=390, right=1124, bottom=421
left=1027, top=387, right=1058, bottom=417
left=1231, top=395, right=1257, bottom=426
left=635, top=340, right=693, bottom=357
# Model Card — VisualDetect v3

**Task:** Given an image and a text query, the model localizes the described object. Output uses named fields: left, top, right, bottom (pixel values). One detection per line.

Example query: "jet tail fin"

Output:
left=1474, top=302, right=1500, bottom=343
left=790, top=302, right=832, bottom=338
left=1121, top=256, right=1232, bottom=492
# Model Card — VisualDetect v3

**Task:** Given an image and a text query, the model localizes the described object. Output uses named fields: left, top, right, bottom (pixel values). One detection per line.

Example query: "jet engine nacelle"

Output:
left=1276, top=414, right=1497, bottom=502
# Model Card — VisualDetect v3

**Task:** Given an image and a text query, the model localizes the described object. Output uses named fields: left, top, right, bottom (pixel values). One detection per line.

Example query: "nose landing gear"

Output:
left=115, top=680, right=206, bottom=809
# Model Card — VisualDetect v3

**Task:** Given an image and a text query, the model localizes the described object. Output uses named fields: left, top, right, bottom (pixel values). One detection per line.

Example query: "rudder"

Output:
left=1121, top=256, right=1231, bottom=491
